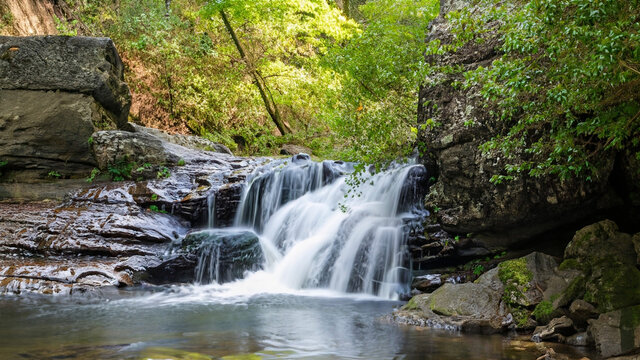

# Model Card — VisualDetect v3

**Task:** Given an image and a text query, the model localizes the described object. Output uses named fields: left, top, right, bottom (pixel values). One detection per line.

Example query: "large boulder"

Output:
left=0, top=36, right=132, bottom=183
left=0, top=90, right=109, bottom=180
left=562, top=220, right=640, bottom=313
left=0, top=36, right=131, bottom=126
left=589, top=305, right=640, bottom=358
left=393, top=281, right=509, bottom=333
left=418, top=0, right=621, bottom=244
left=155, top=229, right=264, bottom=284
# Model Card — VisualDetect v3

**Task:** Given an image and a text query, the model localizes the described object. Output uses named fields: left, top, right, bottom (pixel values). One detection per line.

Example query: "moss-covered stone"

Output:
left=585, top=260, right=640, bottom=313
left=564, top=220, right=636, bottom=267
left=403, top=296, right=421, bottom=311
left=558, top=258, right=583, bottom=272
left=532, top=300, right=554, bottom=324
left=499, top=257, right=533, bottom=306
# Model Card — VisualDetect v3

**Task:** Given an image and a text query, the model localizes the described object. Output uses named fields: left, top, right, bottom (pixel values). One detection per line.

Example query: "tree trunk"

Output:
left=164, top=0, right=171, bottom=17
left=343, top=0, right=350, bottom=17
left=219, top=9, right=291, bottom=135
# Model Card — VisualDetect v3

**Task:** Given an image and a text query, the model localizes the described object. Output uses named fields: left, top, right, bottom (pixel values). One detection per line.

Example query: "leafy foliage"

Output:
left=107, top=158, right=134, bottom=181
left=67, top=0, right=438, bottom=161
left=437, top=0, right=640, bottom=182
left=325, top=0, right=439, bottom=165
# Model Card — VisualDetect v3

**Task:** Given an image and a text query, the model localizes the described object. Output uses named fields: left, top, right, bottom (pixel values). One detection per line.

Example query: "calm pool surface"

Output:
left=0, top=286, right=597, bottom=359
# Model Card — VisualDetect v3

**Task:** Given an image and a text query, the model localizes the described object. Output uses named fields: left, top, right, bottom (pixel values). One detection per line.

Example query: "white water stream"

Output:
left=194, top=156, right=426, bottom=300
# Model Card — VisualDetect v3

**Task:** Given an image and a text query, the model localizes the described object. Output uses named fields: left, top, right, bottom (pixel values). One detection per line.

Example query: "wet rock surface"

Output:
left=159, top=229, right=264, bottom=284
left=0, top=126, right=269, bottom=294
left=396, top=220, right=640, bottom=357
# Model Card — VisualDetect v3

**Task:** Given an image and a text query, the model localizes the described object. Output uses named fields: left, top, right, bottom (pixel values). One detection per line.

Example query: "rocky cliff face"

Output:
left=0, top=36, right=131, bottom=182
left=417, top=0, right=637, bottom=246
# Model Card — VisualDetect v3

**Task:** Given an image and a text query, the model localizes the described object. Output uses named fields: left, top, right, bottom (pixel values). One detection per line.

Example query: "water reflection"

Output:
left=0, top=293, right=597, bottom=360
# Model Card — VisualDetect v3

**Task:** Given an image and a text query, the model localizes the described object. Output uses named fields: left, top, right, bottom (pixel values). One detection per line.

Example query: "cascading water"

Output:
left=191, top=154, right=428, bottom=300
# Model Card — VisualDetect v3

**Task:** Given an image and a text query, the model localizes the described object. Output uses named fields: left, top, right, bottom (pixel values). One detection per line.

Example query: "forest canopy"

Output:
left=62, top=0, right=438, bottom=166
left=58, top=0, right=639, bottom=181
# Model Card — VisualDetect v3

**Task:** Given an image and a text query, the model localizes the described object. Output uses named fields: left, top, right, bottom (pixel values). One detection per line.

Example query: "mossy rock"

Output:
left=553, top=275, right=586, bottom=309
left=429, top=283, right=502, bottom=317
left=584, top=260, right=640, bottom=313
left=564, top=220, right=636, bottom=267
left=498, top=256, right=534, bottom=307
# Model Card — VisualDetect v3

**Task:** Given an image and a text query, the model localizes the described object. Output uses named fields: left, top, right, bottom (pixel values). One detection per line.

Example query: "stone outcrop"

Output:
left=417, top=0, right=629, bottom=245
left=396, top=220, right=640, bottom=357
left=589, top=305, right=640, bottom=358
left=0, top=36, right=132, bottom=182
left=0, top=36, right=131, bottom=126
left=0, top=125, right=269, bottom=295
left=0, top=90, right=108, bottom=180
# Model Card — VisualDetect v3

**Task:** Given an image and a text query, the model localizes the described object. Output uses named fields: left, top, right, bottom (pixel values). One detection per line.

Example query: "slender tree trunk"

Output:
left=343, top=0, right=350, bottom=17
left=219, top=9, right=291, bottom=135
left=165, top=0, right=171, bottom=17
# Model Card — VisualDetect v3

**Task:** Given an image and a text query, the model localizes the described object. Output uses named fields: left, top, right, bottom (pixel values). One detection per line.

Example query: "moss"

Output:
left=587, top=261, right=640, bottom=312
left=532, top=300, right=554, bottom=324
left=499, top=257, right=533, bottom=306
left=566, top=276, right=586, bottom=299
left=620, top=305, right=640, bottom=355
left=511, top=306, right=531, bottom=328
left=403, top=297, right=420, bottom=311
left=558, top=258, right=583, bottom=271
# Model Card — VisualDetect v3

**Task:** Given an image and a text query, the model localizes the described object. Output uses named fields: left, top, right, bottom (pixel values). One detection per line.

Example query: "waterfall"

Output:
left=198, top=154, right=427, bottom=299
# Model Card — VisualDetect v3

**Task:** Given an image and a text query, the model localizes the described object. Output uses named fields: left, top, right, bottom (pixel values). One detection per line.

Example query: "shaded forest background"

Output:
left=1, top=0, right=639, bottom=182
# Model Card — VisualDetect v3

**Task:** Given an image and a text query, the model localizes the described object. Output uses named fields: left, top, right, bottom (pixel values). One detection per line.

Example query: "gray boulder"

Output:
left=280, top=144, right=312, bottom=156
left=395, top=282, right=509, bottom=334
left=132, top=124, right=232, bottom=155
left=0, top=90, right=105, bottom=180
left=0, top=36, right=131, bottom=127
left=564, top=219, right=637, bottom=267
left=569, top=299, right=599, bottom=329
left=589, top=305, right=640, bottom=358
left=563, top=220, right=640, bottom=312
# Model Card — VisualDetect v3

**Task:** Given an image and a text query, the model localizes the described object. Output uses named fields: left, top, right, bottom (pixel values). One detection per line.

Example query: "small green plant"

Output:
left=86, top=168, right=101, bottom=183
left=149, top=205, right=168, bottom=214
left=136, top=163, right=153, bottom=172
left=47, top=170, right=62, bottom=179
left=87, top=136, right=94, bottom=146
left=54, top=15, right=78, bottom=36
left=108, top=158, right=134, bottom=181
left=473, top=264, right=485, bottom=276
left=454, top=235, right=460, bottom=242
left=432, top=206, right=440, bottom=213
left=156, top=166, right=171, bottom=179
left=532, top=300, right=554, bottom=324
left=177, top=158, right=186, bottom=166
left=151, top=194, right=158, bottom=201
